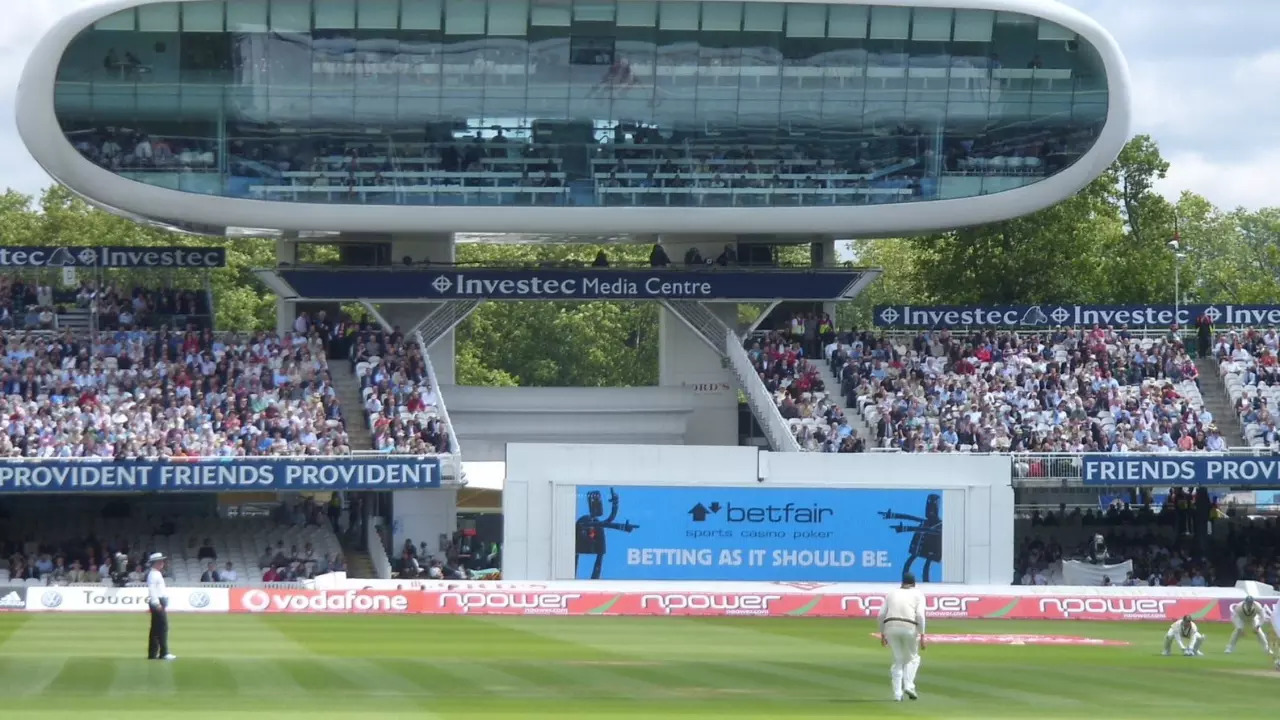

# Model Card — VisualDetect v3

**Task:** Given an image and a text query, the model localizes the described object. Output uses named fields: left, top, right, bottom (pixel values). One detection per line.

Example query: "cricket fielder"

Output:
left=878, top=572, right=927, bottom=702
left=1163, top=615, right=1204, bottom=656
left=1226, top=596, right=1270, bottom=654
left=1270, top=601, right=1280, bottom=670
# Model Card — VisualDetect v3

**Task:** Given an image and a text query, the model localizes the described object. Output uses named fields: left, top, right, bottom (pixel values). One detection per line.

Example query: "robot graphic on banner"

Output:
left=879, top=494, right=942, bottom=582
left=575, top=488, right=639, bottom=580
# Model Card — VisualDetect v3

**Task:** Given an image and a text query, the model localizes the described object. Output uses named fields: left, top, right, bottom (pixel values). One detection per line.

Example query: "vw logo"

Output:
left=188, top=591, right=211, bottom=609
left=431, top=275, right=453, bottom=294
left=41, top=590, right=63, bottom=608
left=241, top=589, right=270, bottom=613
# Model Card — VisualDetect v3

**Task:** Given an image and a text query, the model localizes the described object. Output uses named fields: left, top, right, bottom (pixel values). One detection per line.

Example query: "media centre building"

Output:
left=16, top=0, right=1131, bottom=452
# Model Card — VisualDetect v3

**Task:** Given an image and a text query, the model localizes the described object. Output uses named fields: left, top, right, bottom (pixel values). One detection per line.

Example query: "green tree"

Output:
left=453, top=243, right=658, bottom=387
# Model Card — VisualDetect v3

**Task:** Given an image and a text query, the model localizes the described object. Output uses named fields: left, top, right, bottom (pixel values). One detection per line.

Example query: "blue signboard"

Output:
left=573, top=486, right=942, bottom=582
left=0, top=246, right=226, bottom=269
left=277, top=268, right=866, bottom=301
left=1082, top=455, right=1280, bottom=487
left=0, top=457, right=440, bottom=493
left=874, top=303, right=1280, bottom=329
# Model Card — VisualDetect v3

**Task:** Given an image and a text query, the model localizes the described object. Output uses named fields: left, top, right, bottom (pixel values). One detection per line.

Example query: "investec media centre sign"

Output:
left=432, top=272, right=711, bottom=299
left=275, top=268, right=867, bottom=301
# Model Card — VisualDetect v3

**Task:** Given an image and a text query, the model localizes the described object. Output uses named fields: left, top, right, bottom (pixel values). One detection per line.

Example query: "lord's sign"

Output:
left=0, top=457, right=440, bottom=493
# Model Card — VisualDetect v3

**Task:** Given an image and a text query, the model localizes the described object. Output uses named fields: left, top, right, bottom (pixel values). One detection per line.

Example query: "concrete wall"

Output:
left=392, top=487, right=459, bottom=560
left=448, top=386, right=695, bottom=461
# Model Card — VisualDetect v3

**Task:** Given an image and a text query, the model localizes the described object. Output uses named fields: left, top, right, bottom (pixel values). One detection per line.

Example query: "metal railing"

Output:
left=416, top=330, right=463, bottom=481
left=726, top=328, right=802, bottom=453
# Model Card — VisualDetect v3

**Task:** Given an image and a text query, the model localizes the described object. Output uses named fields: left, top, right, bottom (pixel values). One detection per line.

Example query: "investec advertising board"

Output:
left=873, top=303, right=1280, bottom=328
left=572, top=486, right=943, bottom=582
left=277, top=268, right=865, bottom=301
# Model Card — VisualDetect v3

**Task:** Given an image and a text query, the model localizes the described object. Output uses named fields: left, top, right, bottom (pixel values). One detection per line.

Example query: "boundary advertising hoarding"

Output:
left=872, top=303, right=1276, bottom=328
left=24, top=586, right=229, bottom=612
left=1082, top=455, right=1280, bottom=487
left=0, top=456, right=440, bottom=494
left=218, top=584, right=1256, bottom=622
left=571, top=486, right=943, bottom=582
left=13, top=583, right=1269, bottom=623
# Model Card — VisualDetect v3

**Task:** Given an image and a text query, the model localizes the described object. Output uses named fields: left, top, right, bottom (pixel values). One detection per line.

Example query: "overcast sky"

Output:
left=0, top=0, right=1273, bottom=210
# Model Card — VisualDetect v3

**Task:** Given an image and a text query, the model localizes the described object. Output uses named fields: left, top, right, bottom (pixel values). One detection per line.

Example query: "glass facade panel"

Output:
left=52, top=0, right=1110, bottom=209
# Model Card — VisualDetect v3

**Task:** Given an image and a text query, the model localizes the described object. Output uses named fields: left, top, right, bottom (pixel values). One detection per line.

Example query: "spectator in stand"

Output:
left=196, top=538, right=217, bottom=562
left=221, top=562, right=238, bottom=583
left=199, top=562, right=221, bottom=583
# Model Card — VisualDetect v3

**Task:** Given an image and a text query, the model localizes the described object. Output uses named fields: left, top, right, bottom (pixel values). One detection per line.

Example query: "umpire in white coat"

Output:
left=878, top=572, right=926, bottom=702
left=146, top=553, right=176, bottom=660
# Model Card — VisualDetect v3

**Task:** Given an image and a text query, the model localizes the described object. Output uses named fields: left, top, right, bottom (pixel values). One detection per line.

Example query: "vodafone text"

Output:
left=238, top=590, right=411, bottom=613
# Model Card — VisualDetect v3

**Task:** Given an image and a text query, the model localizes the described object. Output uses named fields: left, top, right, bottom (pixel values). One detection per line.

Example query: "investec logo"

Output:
left=430, top=273, right=713, bottom=298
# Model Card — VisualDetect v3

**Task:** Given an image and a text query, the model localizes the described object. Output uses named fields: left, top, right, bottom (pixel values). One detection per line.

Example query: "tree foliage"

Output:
left=5, top=133, right=1280, bottom=388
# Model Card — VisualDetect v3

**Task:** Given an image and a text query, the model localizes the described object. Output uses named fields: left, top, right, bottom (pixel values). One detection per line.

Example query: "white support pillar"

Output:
left=275, top=237, right=299, bottom=336
left=656, top=234, right=742, bottom=446
left=816, top=238, right=839, bottom=325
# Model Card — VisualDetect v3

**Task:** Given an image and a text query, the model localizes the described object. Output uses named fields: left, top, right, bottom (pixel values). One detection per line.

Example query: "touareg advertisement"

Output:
left=573, top=487, right=943, bottom=582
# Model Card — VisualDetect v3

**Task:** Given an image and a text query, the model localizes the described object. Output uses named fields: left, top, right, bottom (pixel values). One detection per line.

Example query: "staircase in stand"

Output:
left=661, top=300, right=800, bottom=452
left=1196, top=357, right=1246, bottom=445
left=415, top=299, right=482, bottom=350
left=343, top=549, right=375, bottom=579
left=58, top=309, right=92, bottom=334
left=812, top=354, right=875, bottom=446
left=330, top=363, right=375, bottom=450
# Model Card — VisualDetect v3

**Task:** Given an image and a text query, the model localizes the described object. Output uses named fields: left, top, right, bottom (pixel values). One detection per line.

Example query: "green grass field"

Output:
left=0, top=614, right=1271, bottom=719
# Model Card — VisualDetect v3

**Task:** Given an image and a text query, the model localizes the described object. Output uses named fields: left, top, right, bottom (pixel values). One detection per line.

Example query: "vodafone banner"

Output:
left=24, top=586, right=229, bottom=613
left=231, top=588, right=430, bottom=614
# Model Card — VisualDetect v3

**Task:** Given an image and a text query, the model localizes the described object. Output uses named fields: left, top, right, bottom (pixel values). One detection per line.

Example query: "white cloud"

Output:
left=0, top=0, right=1273, bottom=211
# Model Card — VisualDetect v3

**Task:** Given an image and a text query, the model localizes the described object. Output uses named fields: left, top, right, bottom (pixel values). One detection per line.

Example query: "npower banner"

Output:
left=226, top=587, right=1235, bottom=622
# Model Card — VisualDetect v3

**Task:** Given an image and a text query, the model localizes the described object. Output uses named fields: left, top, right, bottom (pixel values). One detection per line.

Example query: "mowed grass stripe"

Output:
left=276, top=657, right=364, bottom=694
left=112, top=658, right=178, bottom=696
left=0, top=657, right=68, bottom=697
left=46, top=658, right=117, bottom=697
left=734, top=659, right=889, bottom=701
left=172, top=658, right=238, bottom=695
left=225, top=657, right=322, bottom=697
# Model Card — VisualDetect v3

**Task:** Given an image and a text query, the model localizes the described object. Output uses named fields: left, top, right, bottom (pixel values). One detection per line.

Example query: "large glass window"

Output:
left=53, top=0, right=1110, bottom=207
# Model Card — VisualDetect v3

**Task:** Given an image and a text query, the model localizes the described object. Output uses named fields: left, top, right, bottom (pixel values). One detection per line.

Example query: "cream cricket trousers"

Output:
left=883, top=622, right=921, bottom=699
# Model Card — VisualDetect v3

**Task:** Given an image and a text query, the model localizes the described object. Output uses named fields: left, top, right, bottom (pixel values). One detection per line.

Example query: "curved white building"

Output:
left=17, top=0, right=1130, bottom=236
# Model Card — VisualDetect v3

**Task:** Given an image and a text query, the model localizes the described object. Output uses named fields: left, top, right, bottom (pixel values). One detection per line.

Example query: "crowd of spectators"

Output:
left=76, top=282, right=211, bottom=331
left=0, top=328, right=349, bottom=458
left=0, top=276, right=60, bottom=331
left=1213, top=328, right=1280, bottom=449
left=351, top=328, right=451, bottom=455
left=826, top=325, right=1212, bottom=453
left=746, top=320, right=865, bottom=452
left=71, top=128, right=217, bottom=173
left=1014, top=489, right=1280, bottom=588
